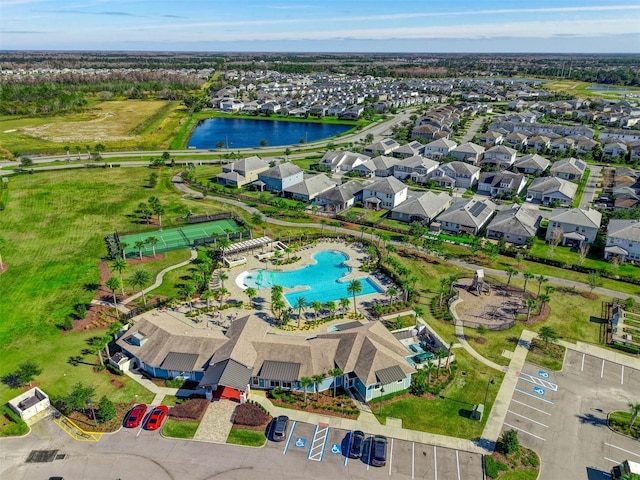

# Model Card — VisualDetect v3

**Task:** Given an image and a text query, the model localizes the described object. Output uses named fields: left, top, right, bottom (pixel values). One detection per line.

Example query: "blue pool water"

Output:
left=187, top=117, right=353, bottom=149
left=243, top=250, right=382, bottom=306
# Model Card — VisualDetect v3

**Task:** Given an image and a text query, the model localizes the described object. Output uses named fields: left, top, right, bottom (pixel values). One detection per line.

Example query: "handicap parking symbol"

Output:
left=295, top=437, right=307, bottom=448
left=533, top=386, right=545, bottom=396
left=330, top=444, right=342, bottom=455
left=538, top=370, right=549, bottom=378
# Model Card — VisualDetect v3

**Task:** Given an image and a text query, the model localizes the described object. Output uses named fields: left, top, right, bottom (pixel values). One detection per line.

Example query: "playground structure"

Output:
left=469, top=269, right=491, bottom=296
left=454, top=276, right=522, bottom=331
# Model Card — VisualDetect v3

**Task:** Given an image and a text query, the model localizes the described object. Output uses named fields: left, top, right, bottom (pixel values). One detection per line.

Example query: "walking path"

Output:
left=123, top=369, right=179, bottom=405
left=193, top=400, right=236, bottom=443
left=122, top=248, right=198, bottom=305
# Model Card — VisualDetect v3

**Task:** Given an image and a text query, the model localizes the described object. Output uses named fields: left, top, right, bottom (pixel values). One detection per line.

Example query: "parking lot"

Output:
left=265, top=420, right=484, bottom=479
left=502, top=350, right=640, bottom=480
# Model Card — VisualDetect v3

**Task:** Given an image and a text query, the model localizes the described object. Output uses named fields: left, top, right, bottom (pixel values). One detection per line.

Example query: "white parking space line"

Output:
left=581, top=353, right=585, bottom=371
left=519, top=372, right=558, bottom=391
left=621, top=365, right=624, bottom=385
left=605, top=442, right=640, bottom=459
left=511, top=399, right=551, bottom=416
left=388, top=438, right=394, bottom=476
left=601, top=359, right=605, bottom=378
left=283, top=421, right=296, bottom=454
left=605, top=457, right=622, bottom=464
left=434, top=445, right=437, bottom=480
left=456, top=450, right=461, bottom=480
left=308, top=424, right=329, bottom=461
left=507, top=410, right=549, bottom=428
left=412, top=442, right=415, bottom=480
left=503, top=422, right=546, bottom=441
left=514, top=388, right=554, bottom=404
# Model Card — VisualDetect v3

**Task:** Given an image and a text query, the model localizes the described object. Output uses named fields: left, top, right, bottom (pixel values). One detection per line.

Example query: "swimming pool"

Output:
left=242, top=250, right=382, bottom=306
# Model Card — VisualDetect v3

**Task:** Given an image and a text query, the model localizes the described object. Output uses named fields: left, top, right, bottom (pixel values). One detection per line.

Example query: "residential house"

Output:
left=572, top=136, right=599, bottom=154
left=257, top=163, right=304, bottom=193
left=549, top=136, right=575, bottom=154
left=319, top=151, right=369, bottom=173
left=411, top=124, right=442, bottom=142
left=392, top=141, right=425, bottom=159
left=513, top=154, right=551, bottom=175
left=216, top=156, right=269, bottom=187
left=339, top=105, right=364, bottom=120
left=545, top=208, right=602, bottom=246
left=481, top=145, right=518, bottom=169
left=603, top=141, right=628, bottom=159
left=431, top=161, right=481, bottom=189
left=550, top=158, right=587, bottom=181
left=389, top=191, right=452, bottom=225
left=423, top=138, right=457, bottom=159
left=363, top=138, right=401, bottom=157
left=450, top=142, right=485, bottom=165
left=527, top=135, right=551, bottom=152
left=485, top=205, right=542, bottom=246
left=526, top=177, right=577, bottom=206
left=393, top=155, right=439, bottom=181
left=436, top=198, right=497, bottom=235
left=477, top=171, right=527, bottom=197
left=478, top=131, right=504, bottom=145
left=599, top=129, right=640, bottom=143
left=315, top=180, right=364, bottom=213
left=353, top=156, right=400, bottom=178
left=283, top=173, right=337, bottom=201
left=604, top=220, right=640, bottom=262
left=503, top=132, right=529, bottom=150
left=362, top=176, right=408, bottom=210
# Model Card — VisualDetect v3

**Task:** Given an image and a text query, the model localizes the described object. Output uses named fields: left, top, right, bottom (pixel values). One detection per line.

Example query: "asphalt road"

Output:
left=501, top=350, right=640, bottom=480
left=0, top=418, right=484, bottom=480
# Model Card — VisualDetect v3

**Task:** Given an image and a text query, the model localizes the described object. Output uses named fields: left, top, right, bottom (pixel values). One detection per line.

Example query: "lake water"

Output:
left=187, top=117, right=353, bottom=149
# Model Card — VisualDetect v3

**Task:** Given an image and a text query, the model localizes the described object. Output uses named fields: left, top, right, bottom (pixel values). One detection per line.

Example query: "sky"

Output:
left=1, top=0, right=639, bottom=53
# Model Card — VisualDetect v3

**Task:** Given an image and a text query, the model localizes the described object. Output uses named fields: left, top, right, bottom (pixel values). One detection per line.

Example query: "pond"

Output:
left=187, top=117, right=354, bottom=149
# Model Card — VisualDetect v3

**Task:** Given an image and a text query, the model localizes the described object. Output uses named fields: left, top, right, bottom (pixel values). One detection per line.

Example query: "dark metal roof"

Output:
left=259, top=361, right=301, bottom=382
left=375, top=365, right=407, bottom=385
left=199, top=359, right=252, bottom=391
left=160, top=352, right=199, bottom=372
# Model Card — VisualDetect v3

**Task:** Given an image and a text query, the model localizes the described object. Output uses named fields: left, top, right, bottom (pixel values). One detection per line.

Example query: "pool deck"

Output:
left=228, top=238, right=394, bottom=313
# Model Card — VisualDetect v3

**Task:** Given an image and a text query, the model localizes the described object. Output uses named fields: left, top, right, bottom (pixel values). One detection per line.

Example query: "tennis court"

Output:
left=118, top=219, right=245, bottom=257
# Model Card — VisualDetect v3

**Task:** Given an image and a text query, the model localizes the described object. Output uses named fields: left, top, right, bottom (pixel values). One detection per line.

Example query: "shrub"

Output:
left=165, top=378, right=187, bottom=388
left=96, top=396, right=116, bottom=423
left=484, top=456, right=508, bottom=479
left=233, top=402, right=269, bottom=427
left=105, top=364, right=123, bottom=376
left=168, top=398, right=209, bottom=422
left=498, top=429, right=519, bottom=455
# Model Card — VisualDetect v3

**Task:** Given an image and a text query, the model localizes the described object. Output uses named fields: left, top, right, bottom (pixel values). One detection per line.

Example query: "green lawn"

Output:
left=162, top=419, right=199, bottom=439
left=226, top=427, right=267, bottom=446
left=379, top=350, right=502, bottom=439
left=499, top=469, right=539, bottom=480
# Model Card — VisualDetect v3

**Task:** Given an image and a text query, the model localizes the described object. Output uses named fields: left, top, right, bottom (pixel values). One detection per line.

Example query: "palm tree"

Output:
left=129, top=270, right=151, bottom=306
left=299, top=376, right=312, bottom=402
left=219, top=272, right=229, bottom=289
left=105, top=276, right=121, bottom=318
left=320, top=219, right=327, bottom=235
left=448, top=274, right=459, bottom=295
left=312, top=373, right=325, bottom=401
left=216, top=287, right=229, bottom=308
left=119, top=241, right=129, bottom=260
left=63, top=145, right=70, bottom=160
left=438, top=277, right=448, bottom=307
left=435, top=349, right=447, bottom=379
left=536, top=275, right=548, bottom=298
left=217, top=237, right=231, bottom=257
left=505, top=266, right=519, bottom=288
left=244, top=287, right=257, bottom=309
left=347, top=279, right=362, bottom=316
left=111, top=258, right=128, bottom=294
left=295, top=296, right=307, bottom=328
left=146, top=236, right=159, bottom=257
left=201, top=289, right=214, bottom=310
left=360, top=225, right=367, bottom=240
left=325, top=300, right=336, bottom=318
left=134, top=240, right=146, bottom=260
left=445, top=341, right=454, bottom=371
left=525, top=298, right=538, bottom=322
left=339, top=297, right=350, bottom=316
left=414, top=305, right=424, bottom=326
left=386, top=287, right=397, bottom=305
left=425, top=362, right=436, bottom=385
left=311, top=300, right=323, bottom=321
left=538, top=293, right=550, bottom=312
left=328, top=367, right=342, bottom=397
left=628, top=401, right=640, bottom=428
left=522, top=271, right=535, bottom=294
left=180, top=282, right=196, bottom=310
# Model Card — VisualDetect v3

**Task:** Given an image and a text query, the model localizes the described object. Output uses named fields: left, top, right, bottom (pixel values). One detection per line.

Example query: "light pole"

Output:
left=340, top=402, right=344, bottom=417
left=379, top=385, right=385, bottom=416
left=484, top=377, right=495, bottom=407
left=86, top=398, right=98, bottom=429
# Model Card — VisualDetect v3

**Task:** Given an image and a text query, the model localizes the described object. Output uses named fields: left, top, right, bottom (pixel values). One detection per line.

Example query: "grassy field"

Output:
left=0, top=167, right=247, bottom=404
left=0, top=100, right=183, bottom=156
left=543, top=80, right=640, bottom=100
left=379, top=350, right=502, bottom=439
left=226, top=427, right=267, bottom=446
left=162, top=419, right=200, bottom=439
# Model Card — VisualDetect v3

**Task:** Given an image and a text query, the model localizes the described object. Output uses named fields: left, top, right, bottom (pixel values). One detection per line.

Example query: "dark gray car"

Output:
left=272, top=415, right=289, bottom=441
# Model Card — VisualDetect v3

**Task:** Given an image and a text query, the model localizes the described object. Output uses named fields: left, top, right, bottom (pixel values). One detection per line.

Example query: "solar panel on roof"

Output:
left=576, top=160, right=586, bottom=169
left=469, top=202, right=487, bottom=217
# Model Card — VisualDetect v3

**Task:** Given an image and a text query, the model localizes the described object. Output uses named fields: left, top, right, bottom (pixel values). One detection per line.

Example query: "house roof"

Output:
left=479, top=171, right=525, bottom=189
left=527, top=177, right=577, bottom=199
left=400, top=155, right=439, bottom=170
left=452, top=142, right=485, bottom=155
left=284, top=173, right=336, bottom=198
left=439, top=161, right=480, bottom=176
left=259, top=361, right=301, bottom=382
left=608, top=220, right=640, bottom=242
left=259, top=162, right=303, bottom=180
left=364, top=176, right=408, bottom=195
left=550, top=157, right=586, bottom=175
left=426, top=138, right=457, bottom=150
left=316, top=180, right=363, bottom=204
left=227, top=155, right=268, bottom=174
left=437, top=198, right=497, bottom=228
left=514, top=154, right=551, bottom=171
left=391, top=191, right=451, bottom=219
left=547, top=208, right=602, bottom=228
left=217, top=171, right=246, bottom=183
left=160, top=352, right=199, bottom=372
left=487, top=205, right=541, bottom=237
left=199, top=358, right=253, bottom=391
left=485, top=145, right=517, bottom=156
left=369, top=155, right=401, bottom=171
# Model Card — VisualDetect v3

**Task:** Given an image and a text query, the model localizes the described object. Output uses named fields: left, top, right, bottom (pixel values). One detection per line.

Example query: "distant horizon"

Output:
left=1, top=1, right=638, bottom=53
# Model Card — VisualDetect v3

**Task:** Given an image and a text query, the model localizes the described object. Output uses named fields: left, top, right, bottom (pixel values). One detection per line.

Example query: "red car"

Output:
left=145, top=405, right=168, bottom=431
left=124, top=404, right=147, bottom=428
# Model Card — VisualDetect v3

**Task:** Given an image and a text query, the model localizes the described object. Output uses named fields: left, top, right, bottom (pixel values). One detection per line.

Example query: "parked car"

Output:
left=272, top=415, right=289, bottom=441
left=370, top=435, right=388, bottom=467
left=348, top=430, right=365, bottom=458
left=144, top=405, right=168, bottom=431
left=124, top=404, right=147, bottom=428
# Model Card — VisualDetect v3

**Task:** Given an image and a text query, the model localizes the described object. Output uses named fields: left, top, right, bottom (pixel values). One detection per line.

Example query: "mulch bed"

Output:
left=528, top=338, right=565, bottom=360
left=473, top=336, right=488, bottom=344
left=581, top=292, right=598, bottom=300
left=520, top=301, right=551, bottom=326
left=269, top=391, right=359, bottom=417
left=0, top=263, right=8, bottom=275
left=66, top=402, right=132, bottom=433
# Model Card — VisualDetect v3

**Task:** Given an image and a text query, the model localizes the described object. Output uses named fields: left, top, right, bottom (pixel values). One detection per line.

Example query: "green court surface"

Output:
left=119, top=219, right=244, bottom=257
